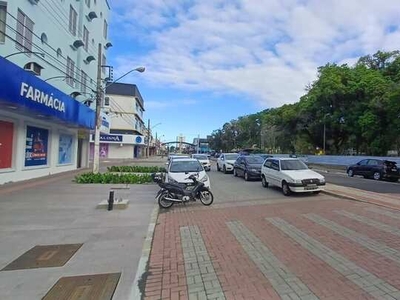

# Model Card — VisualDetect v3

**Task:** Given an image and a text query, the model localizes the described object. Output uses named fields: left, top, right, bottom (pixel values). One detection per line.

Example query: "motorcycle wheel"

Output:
left=158, top=192, right=174, bottom=209
left=199, top=190, right=214, bottom=206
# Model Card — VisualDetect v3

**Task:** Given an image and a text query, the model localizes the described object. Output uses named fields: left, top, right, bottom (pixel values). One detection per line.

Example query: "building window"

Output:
left=83, top=26, right=89, bottom=51
left=16, top=9, right=34, bottom=52
left=66, top=57, right=75, bottom=86
left=0, top=3, right=6, bottom=43
left=85, top=0, right=90, bottom=8
left=103, top=20, right=108, bottom=39
left=69, top=5, right=77, bottom=36
left=81, top=70, right=87, bottom=93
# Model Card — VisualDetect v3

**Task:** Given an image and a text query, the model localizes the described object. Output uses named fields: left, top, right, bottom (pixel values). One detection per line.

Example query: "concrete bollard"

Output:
left=108, top=190, right=114, bottom=211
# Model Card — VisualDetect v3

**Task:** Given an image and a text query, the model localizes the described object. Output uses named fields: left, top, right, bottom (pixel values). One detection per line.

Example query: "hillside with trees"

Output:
left=208, top=51, right=400, bottom=156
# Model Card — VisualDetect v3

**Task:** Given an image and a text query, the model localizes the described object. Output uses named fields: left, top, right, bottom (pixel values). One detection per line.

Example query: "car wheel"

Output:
left=347, top=169, right=354, bottom=177
left=373, top=172, right=381, bottom=180
left=261, top=176, right=268, bottom=188
left=217, top=163, right=220, bottom=171
left=223, top=165, right=227, bottom=174
left=233, top=169, right=238, bottom=177
left=244, top=171, right=249, bottom=181
left=282, top=181, right=291, bottom=196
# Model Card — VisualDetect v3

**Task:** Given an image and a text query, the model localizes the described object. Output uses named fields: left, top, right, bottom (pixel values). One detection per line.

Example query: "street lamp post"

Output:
left=146, top=122, right=161, bottom=157
left=92, top=43, right=145, bottom=173
left=4, top=51, right=45, bottom=59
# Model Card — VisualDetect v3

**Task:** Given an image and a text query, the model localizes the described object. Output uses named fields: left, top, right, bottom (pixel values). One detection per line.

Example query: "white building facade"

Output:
left=0, top=0, right=110, bottom=184
left=89, top=82, right=147, bottom=159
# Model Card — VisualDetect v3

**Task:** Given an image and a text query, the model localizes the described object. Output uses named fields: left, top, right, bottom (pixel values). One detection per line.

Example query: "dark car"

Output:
left=233, top=155, right=264, bottom=181
left=347, top=159, right=400, bottom=181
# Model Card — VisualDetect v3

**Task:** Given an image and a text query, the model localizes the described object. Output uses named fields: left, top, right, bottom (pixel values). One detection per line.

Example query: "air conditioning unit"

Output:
left=28, top=0, right=39, bottom=5
left=24, top=62, right=43, bottom=76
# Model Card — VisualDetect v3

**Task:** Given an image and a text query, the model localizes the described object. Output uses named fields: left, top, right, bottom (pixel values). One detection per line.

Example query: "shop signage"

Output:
left=100, top=134, right=123, bottom=142
left=0, top=57, right=95, bottom=129
left=20, top=83, right=66, bottom=113
left=25, top=126, right=49, bottom=167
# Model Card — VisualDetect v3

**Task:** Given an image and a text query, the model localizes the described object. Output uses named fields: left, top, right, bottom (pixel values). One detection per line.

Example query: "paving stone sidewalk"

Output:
left=143, top=195, right=400, bottom=300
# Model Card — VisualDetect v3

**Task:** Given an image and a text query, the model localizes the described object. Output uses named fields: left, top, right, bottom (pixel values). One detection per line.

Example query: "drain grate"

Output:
left=42, top=273, right=121, bottom=300
left=1, top=244, right=83, bottom=271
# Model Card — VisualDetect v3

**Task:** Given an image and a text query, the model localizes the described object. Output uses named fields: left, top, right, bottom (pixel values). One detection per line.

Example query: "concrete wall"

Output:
left=270, top=154, right=400, bottom=166
left=0, top=111, right=84, bottom=185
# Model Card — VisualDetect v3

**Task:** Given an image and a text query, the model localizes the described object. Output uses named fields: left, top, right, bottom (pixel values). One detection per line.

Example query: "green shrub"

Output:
left=74, top=172, right=153, bottom=184
left=107, top=165, right=166, bottom=173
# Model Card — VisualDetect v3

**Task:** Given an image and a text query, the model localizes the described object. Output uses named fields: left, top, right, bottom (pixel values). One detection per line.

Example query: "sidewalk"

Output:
left=324, top=183, right=400, bottom=210
left=0, top=170, right=158, bottom=300
left=142, top=185, right=400, bottom=300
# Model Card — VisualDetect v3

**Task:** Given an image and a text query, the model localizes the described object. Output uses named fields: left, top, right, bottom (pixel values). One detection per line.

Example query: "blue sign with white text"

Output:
left=100, top=134, right=123, bottom=142
left=0, top=57, right=95, bottom=129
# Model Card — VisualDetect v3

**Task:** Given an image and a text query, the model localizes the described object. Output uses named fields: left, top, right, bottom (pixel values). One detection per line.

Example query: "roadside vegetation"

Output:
left=74, top=172, right=153, bottom=184
left=208, top=51, right=400, bottom=156
left=107, top=166, right=166, bottom=173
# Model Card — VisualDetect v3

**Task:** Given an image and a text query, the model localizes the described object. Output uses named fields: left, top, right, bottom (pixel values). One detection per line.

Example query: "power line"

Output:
left=39, top=0, right=99, bottom=55
left=5, top=11, right=98, bottom=84
left=107, top=96, right=144, bottom=131
left=0, top=30, right=97, bottom=93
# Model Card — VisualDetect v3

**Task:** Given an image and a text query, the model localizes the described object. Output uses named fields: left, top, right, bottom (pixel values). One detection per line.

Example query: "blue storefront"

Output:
left=0, top=57, right=95, bottom=184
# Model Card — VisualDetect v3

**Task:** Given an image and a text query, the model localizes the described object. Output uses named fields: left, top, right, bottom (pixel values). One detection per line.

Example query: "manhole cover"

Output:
left=42, top=273, right=121, bottom=300
left=1, top=244, right=83, bottom=271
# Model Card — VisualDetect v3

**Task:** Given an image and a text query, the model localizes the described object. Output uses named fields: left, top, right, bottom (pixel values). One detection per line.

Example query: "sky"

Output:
left=107, top=0, right=400, bottom=144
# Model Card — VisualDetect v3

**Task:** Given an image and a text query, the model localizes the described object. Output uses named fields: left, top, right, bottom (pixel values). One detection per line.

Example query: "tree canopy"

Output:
left=208, top=51, right=400, bottom=156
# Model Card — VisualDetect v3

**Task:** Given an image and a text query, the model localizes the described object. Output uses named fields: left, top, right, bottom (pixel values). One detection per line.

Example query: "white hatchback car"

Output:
left=191, top=154, right=211, bottom=171
left=261, top=157, right=325, bottom=195
left=217, top=153, right=239, bottom=173
left=166, top=158, right=210, bottom=188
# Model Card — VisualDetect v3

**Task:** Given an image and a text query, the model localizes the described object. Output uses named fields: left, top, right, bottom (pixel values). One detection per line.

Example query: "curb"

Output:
left=129, top=204, right=159, bottom=300
left=322, top=190, right=400, bottom=211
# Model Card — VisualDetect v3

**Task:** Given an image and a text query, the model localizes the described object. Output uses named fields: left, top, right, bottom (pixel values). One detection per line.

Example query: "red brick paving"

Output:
left=143, top=198, right=400, bottom=300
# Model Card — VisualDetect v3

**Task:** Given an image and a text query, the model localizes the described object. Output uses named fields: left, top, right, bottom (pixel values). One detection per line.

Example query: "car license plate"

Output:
left=305, top=184, right=317, bottom=190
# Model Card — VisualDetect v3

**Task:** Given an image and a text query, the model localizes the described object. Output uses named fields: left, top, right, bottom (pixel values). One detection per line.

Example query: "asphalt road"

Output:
left=207, top=163, right=329, bottom=203
left=318, top=171, right=400, bottom=194
left=209, top=159, right=400, bottom=195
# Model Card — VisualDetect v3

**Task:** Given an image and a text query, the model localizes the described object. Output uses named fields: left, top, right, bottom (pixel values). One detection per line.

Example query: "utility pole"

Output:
left=93, top=43, right=102, bottom=173
left=146, top=119, right=150, bottom=157
left=155, top=132, right=158, bottom=155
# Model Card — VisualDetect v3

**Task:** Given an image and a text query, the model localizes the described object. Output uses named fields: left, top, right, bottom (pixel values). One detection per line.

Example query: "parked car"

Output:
left=167, top=154, right=190, bottom=164
left=261, top=158, right=325, bottom=196
left=258, top=154, right=273, bottom=161
left=166, top=158, right=210, bottom=188
left=346, top=159, right=399, bottom=181
left=217, top=153, right=239, bottom=173
left=233, top=155, right=264, bottom=181
left=191, top=154, right=211, bottom=171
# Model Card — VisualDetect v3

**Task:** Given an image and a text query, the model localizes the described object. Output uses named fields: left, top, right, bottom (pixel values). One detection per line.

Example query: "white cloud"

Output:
left=146, top=99, right=198, bottom=110
left=111, top=0, right=400, bottom=108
